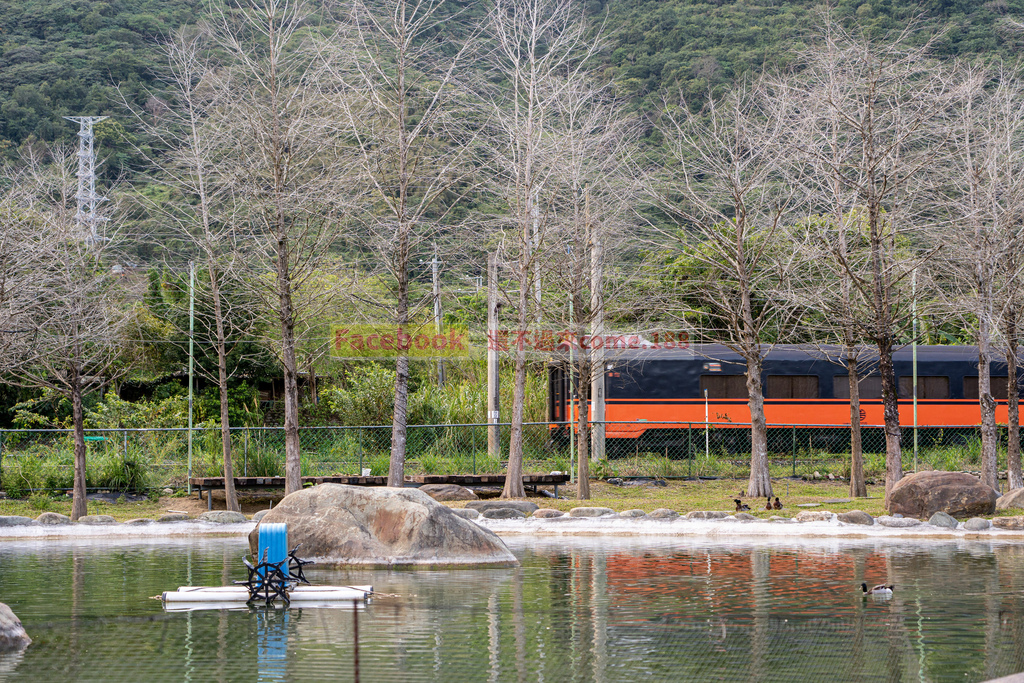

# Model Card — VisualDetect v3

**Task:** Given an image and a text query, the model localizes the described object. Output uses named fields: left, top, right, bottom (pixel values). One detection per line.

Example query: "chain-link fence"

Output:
left=0, top=421, right=1007, bottom=495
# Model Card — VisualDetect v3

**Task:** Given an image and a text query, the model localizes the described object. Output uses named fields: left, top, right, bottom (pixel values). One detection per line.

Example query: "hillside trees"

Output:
left=324, top=0, right=478, bottom=488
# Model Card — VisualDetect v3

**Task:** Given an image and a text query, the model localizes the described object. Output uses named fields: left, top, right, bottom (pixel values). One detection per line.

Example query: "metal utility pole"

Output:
left=63, top=116, right=109, bottom=243
left=588, top=188, right=605, bottom=462
left=487, top=253, right=501, bottom=460
left=432, top=245, right=445, bottom=387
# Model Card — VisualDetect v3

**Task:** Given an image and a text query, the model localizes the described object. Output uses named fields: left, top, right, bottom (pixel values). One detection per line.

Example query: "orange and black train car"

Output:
left=548, top=344, right=1022, bottom=455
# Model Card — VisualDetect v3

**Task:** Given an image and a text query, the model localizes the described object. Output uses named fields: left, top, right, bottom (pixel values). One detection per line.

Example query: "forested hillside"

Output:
left=3, top=0, right=1024, bottom=167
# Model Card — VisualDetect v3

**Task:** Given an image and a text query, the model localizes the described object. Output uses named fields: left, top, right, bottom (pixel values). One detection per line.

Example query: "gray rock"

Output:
left=0, top=516, right=35, bottom=527
left=889, top=470, right=998, bottom=519
left=770, top=515, right=793, bottom=522
left=465, top=500, right=539, bottom=514
left=992, top=516, right=1024, bottom=530
left=876, top=515, right=922, bottom=528
left=199, top=511, right=248, bottom=524
left=837, top=510, right=874, bottom=526
left=533, top=508, right=565, bottom=519
left=76, top=515, right=117, bottom=525
left=0, top=603, right=30, bottom=652
left=794, top=511, right=835, bottom=523
left=124, top=518, right=155, bottom=526
left=569, top=507, right=615, bottom=518
left=157, top=513, right=191, bottom=523
left=734, top=512, right=757, bottom=521
left=685, top=510, right=729, bottom=520
left=647, top=508, right=679, bottom=520
left=964, top=517, right=991, bottom=531
left=482, top=508, right=527, bottom=519
left=162, top=488, right=174, bottom=495
left=619, top=509, right=647, bottom=518
left=796, top=503, right=821, bottom=508
left=35, top=512, right=71, bottom=525
left=928, top=511, right=958, bottom=529
left=449, top=508, right=480, bottom=520
left=250, top=484, right=518, bottom=566
left=251, top=509, right=270, bottom=523
left=419, top=484, right=479, bottom=502
left=996, top=488, right=1024, bottom=510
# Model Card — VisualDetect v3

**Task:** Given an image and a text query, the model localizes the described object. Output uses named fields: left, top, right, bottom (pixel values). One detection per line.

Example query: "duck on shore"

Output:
left=773, top=497, right=783, bottom=510
left=734, top=499, right=751, bottom=512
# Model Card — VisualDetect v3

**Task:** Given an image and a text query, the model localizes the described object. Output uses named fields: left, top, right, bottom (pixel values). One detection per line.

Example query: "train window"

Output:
left=700, top=374, right=747, bottom=399
left=963, top=376, right=1009, bottom=400
left=833, top=375, right=883, bottom=399
left=766, top=375, right=819, bottom=399
left=898, top=376, right=949, bottom=399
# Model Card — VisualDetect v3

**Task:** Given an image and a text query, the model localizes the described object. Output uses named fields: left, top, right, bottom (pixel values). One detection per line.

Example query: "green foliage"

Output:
left=245, top=447, right=282, bottom=478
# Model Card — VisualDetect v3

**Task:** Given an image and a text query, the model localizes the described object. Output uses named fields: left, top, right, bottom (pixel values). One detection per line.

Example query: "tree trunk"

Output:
left=576, top=359, right=591, bottom=500
left=745, top=353, right=771, bottom=498
left=388, top=354, right=410, bottom=488
left=70, top=366, right=88, bottom=521
left=979, top=332, right=999, bottom=491
left=878, top=334, right=902, bottom=509
left=277, top=242, right=301, bottom=495
left=502, top=282, right=529, bottom=499
left=210, top=269, right=239, bottom=512
left=847, top=352, right=867, bottom=498
left=1007, top=312, right=1022, bottom=490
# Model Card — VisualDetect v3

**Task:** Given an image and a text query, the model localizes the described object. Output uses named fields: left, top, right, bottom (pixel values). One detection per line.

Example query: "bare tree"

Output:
left=204, top=0, right=350, bottom=495
left=657, top=77, right=803, bottom=498
left=2, top=147, right=131, bottom=520
left=483, top=0, right=605, bottom=499
left=788, top=19, right=961, bottom=507
left=324, top=0, right=477, bottom=487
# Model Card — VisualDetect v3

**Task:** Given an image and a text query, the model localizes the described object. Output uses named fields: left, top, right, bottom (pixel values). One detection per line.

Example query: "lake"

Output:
left=0, top=535, right=1021, bottom=682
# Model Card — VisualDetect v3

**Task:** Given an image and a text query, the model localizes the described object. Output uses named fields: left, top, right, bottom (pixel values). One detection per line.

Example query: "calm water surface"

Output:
left=0, top=535, right=1022, bottom=682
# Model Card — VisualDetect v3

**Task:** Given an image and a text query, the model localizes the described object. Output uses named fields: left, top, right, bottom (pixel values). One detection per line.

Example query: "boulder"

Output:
left=734, top=512, right=757, bottom=521
left=249, top=484, right=517, bottom=566
left=0, top=603, right=30, bottom=652
left=449, top=508, right=480, bottom=521
left=482, top=508, right=526, bottom=520
left=252, top=510, right=271, bottom=523
left=569, top=507, right=615, bottom=518
left=889, top=471, right=997, bottom=519
left=837, top=510, right=874, bottom=526
left=794, top=511, right=835, bottom=523
left=992, top=516, right=1024, bottom=530
left=996, top=488, right=1024, bottom=511
left=157, top=513, right=190, bottom=523
left=124, top=518, right=155, bottom=526
left=77, top=515, right=117, bottom=525
left=876, top=516, right=922, bottom=528
left=199, top=511, right=248, bottom=524
left=465, top=500, right=539, bottom=515
left=964, top=517, right=992, bottom=531
left=618, top=509, right=647, bottom=518
left=533, top=509, right=565, bottom=519
left=35, top=512, right=71, bottom=525
left=648, top=508, right=679, bottom=520
left=0, top=516, right=35, bottom=527
left=927, top=511, right=958, bottom=529
left=419, top=484, right=478, bottom=502
left=686, top=511, right=729, bottom=520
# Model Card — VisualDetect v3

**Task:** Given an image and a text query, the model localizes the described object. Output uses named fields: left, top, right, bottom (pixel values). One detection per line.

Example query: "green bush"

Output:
left=246, top=448, right=282, bottom=477
left=89, top=450, right=151, bottom=492
left=367, top=453, right=390, bottom=476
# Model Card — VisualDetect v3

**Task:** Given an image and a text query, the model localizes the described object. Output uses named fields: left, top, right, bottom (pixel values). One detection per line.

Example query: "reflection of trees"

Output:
left=749, top=548, right=770, bottom=683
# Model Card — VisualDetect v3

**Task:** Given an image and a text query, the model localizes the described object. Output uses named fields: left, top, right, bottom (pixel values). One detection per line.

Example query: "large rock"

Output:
left=419, top=484, right=478, bottom=502
left=449, top=508, right=480, bottom=521
left=199, top=511, right=248, bottom=524
left=249, top=484, right=517, bottom=567
left=465, top=500, right=538, bottom=514
left=648, top=508, right=679, bottom=520
left=685, top=511, right=729, bottom=520
left=992, top=516, right=1024, bottom=530
left=928, top=511, right=958, bottom=529
left=76, top=515, right=117, bottom=525
left=533, top=509, right=565, bottom=519
left=794, top=511, right=835, bottom=523
left=889, top=471, right=997, bottom=519
left=838, top=510, right=874, bottom=526
left=964, top=517, right=992, bottom=531
left=35, top=512, right=71, bottom=525
left=0, top=517, right=34, bottom=527
left=876, top=515, right=922, bottom=528
left=569, top=507, right=615, bottom=518
left=0, top=603, right=30, bottom=652
left=996, top=488, right=1024, bottom=511
left=482, top=508, right=526, bottom=520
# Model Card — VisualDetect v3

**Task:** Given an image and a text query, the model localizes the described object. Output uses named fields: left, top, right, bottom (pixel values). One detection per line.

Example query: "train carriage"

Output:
left=548, top=344, right=1023, bottom=456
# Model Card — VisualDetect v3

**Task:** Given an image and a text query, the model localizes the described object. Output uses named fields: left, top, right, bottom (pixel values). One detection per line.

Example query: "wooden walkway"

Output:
left=189, top=474, right=569, bottom=509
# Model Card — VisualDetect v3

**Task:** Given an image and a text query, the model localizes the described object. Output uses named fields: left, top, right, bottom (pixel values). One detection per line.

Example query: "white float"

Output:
left=161, top=584, right=373, bottom=606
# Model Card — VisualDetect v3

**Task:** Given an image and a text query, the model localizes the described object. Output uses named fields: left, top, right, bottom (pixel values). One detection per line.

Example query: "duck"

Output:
left=765, top=497, right=772, bottom=511
left=861, top=582, right=894, bottom=595
left=773, top=497, right=783, bottom=510
left=734, top=499, right=751, bottom=512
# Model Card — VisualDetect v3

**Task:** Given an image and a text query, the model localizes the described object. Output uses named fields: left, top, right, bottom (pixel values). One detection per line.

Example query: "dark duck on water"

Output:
left=861, top=583, right=894, bottom=595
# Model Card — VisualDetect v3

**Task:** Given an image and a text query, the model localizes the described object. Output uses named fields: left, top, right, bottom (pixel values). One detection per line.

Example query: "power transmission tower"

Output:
left=64, top=116, right=109, bottom=243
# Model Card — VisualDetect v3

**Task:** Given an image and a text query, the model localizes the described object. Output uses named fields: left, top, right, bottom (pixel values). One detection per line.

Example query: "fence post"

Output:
left=687, top=423, right=692, bottom=479
left=792, top=425, right=797, bottom=478
left=244, top=429, right=249, bottom=477
left=472, top=426, right=477, bottom=475
left=357, top=428, right=363, bottom=476
left=123, top=429, right=128, bottom=459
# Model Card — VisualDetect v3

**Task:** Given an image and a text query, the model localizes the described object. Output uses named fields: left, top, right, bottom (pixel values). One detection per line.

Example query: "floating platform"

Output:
left=161, top=584, right=373, bottom=610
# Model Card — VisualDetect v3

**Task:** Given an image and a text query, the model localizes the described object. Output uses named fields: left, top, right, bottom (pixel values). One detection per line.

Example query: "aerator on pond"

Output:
left=160, top=523, right=373, bottom=610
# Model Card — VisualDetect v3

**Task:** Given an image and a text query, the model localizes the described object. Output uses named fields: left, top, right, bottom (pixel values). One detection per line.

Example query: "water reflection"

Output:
left=1, top=537, right=1024, bottom=681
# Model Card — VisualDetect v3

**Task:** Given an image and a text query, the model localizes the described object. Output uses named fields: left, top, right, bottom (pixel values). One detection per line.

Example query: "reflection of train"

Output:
left=548, top=344, right=1023, bottom=454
